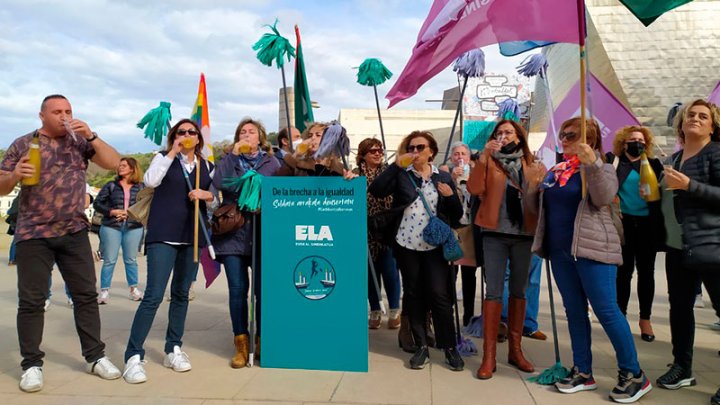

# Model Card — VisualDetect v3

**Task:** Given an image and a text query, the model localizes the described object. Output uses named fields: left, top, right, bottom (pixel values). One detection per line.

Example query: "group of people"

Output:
left=1, top=94, right=719, bottom=405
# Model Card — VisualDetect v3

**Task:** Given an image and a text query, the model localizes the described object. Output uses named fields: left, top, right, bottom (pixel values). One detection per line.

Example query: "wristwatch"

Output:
left=87, top=132, right=98, bottom=142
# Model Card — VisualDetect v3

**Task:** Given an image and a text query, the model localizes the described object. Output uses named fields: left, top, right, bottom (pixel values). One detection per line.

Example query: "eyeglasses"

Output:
left=407, top=144, right=428, bottom=153
left=366, top=148, right=384, bottom=155
left=177, top=129, right=199, bottom=136
left=558, top=131, right=579, bottom=142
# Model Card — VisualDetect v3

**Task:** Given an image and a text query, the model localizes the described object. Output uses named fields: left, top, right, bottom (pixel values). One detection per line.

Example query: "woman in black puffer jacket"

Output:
left=656, top=100, right=720, bottom=405
left=93, top=157, right=146, bottom=303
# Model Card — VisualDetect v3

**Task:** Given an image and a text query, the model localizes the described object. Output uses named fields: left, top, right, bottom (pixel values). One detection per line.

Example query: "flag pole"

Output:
left=281, top=65, right=294, bottom=153
left=577, top=0, right=588, bottom=197
left=194, top=159, right=200, bottom=262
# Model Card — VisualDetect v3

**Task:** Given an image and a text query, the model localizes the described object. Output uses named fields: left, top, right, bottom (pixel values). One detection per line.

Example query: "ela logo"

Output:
left=295, top=225, right=333, bottom=241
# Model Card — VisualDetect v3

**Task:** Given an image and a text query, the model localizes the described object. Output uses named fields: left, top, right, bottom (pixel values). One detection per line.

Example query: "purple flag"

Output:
left=200, top=247, right=221, bottom=288
left=536, top=73, right=640, bottom=169
left=708, top=80, right=720, bottom=105
left=386, top=0, right=581, bottom=107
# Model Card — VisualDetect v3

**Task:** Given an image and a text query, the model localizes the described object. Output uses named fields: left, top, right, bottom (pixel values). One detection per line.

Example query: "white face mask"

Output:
left=292, top=139, right=302, bottom=149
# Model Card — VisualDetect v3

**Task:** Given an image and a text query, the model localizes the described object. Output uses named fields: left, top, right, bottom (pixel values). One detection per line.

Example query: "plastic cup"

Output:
left=297, top=142, right=309, bottom=154
left=181, top=138, right=195, bottom=148
left=399, top=155, right=414, bottom=168
left=239, top=143, right=251, bottom=154
left=63, top=120, right=77, bottom=142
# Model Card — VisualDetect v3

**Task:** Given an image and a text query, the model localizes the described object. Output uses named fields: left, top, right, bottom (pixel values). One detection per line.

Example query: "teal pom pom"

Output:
left=356, top=58, right=393, bottom=86
left=137, top=101, right=172, bottom=146
left=222, top=170, right=262, bottom=212
left=252, top=19, right=295, bottom=69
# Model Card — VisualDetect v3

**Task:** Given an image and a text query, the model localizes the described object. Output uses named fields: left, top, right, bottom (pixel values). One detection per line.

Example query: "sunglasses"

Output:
left=177, top=129, right=199, bottom=136
left=366, top=148, right=384, bottom=155
left=558, top=131, right=579, bottom=142
left=407, top=144, right=428, bottom=153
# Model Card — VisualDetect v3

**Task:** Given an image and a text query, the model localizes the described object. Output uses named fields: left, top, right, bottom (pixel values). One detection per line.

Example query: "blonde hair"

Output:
left=612, top=126, right=655, bottom=158
left=673, top=99, right=720, bottom=144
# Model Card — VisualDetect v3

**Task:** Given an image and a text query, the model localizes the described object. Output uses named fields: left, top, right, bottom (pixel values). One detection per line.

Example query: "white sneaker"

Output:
left=97, top=289, right=110, bottom=305
left=122, top=355, right=147, bottom=384
left=19, top=366, right=43, bottom=393
left=43, top=299, right=50, bottom=312
left=129, top=287, right=144, bottom=301
left=694, top=294, right=705, bottom=308
left=163, top=346, right=191, bottom=372
left=87, top=356, right=121, bottom=380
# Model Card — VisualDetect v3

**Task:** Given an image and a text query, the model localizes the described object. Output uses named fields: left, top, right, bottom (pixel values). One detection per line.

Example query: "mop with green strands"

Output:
left=527, top=258, right=570, bottom=384
left=441, top=48, right=485, bottom=164
left=252, top=19, right=296, bottom=153
left=137, top=101, right=172, bottom=146
left=356, top=58, right=392, bottom=162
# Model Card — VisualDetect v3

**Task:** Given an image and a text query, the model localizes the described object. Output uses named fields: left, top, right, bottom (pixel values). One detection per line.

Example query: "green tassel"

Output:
left=527, top=362, right=570, bottom=385
left=252, top=19, right=295, bottom=68
left=222, top=170, right=262, bottom=212
left=356, top=58, right=393, bottom=86
left=137, top=101, right=172, bottom=146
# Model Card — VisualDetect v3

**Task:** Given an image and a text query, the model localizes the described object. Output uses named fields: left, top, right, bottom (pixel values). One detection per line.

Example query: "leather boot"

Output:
left=477, top=300, right=502, bottom=379
left=231, top=334, right=249, bottom=368
left=507, top=297, right=534, bottom=372
left=398, top=314, right=417, bottom=353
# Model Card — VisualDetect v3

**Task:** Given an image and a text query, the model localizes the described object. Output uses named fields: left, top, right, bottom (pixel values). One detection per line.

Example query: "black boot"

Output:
left=409, top=346, right=430, bottom=370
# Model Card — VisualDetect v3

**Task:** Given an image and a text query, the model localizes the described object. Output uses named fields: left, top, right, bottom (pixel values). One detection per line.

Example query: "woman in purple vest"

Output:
left=122, top=119, right=216, bottom=384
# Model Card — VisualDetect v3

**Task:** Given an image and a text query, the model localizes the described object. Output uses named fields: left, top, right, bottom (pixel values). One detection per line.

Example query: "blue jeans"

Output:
left=502, top=254, right=542, bottom=333
left=99, top=224, right=144, bottom=290
left=368, top=247, right=401, bottom=311
left=550, top=251, right=640, bottom=375
left=125, top=242, right=198, bottom=361
left=219, top=254, right=251, bottom=336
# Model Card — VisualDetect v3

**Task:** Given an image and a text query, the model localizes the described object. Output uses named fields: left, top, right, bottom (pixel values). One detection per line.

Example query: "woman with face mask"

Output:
left=606, top=126, right=665, bottom=343
left=466, top=119, right=546, bottom=380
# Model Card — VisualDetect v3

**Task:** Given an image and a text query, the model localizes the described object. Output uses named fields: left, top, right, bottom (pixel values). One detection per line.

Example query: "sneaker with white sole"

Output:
left=656, top=363, right=696, bottom=390
left=609, top=369, right=652, bottom=403
left=556, top=366, right=598, bottom=394
left=122, top=354, right=147, bottom=384
left=43, top=299, right=50, bottom=312
left=19, top=366, right=43, bottom=393
left=97, top=289, right=110, bottom=305
left=163, top=345, right=191, bottom=372
left=86, top=356, right=121, bottom=380
left=129, top=287, right=143, bottom=301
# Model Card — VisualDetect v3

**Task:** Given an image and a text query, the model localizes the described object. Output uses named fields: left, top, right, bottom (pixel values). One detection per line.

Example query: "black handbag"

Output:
left=368, top=208, right=401, bottom=245
left=683, top=243, right=720, bottom=271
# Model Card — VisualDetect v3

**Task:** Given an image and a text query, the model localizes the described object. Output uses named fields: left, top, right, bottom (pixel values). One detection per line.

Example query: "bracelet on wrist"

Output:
left=87, top=132, right=98, bottom=142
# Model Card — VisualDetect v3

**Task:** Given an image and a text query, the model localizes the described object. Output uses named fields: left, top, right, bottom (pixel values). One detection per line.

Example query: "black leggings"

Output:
left=616, top=214, right=657, bottom=320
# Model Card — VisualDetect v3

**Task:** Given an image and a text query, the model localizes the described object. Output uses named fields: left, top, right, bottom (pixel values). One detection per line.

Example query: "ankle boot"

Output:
left=477, top=300, right=503, bottom=379
left=507, top=297, right=534, bottom=372
left=231, top=334, right=249, bottom=368
left=398, top=314, right=417, bottom=353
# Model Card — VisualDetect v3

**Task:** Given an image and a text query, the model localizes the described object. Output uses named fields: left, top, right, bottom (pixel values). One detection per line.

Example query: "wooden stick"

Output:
left=194, top=157, right=200, bottom=263
left=372, top=84, right=388, bottom=163
left=577, top=0, right=588, bottom=197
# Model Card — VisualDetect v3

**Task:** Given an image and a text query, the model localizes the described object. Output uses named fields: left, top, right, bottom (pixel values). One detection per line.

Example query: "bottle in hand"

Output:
left=639, top=152, right=660, bottom=201
left=22, top=132, right=41, bottom=186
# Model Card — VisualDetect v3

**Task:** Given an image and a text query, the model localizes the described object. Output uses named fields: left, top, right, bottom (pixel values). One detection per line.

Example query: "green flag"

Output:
left=619, top=0, right=693, bottom=26
left=293, top=25, right=314, bottom=132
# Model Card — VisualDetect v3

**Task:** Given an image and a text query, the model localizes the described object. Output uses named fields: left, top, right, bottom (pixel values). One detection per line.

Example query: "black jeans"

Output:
left=394, top=245, right=456, bottom=349
left=616, top=214, right=657, bottom=320
left=16, top=230, right=105, bottom=370
left=665, top=248, right=720, bottom=370
left=460, top=265, right=477, bottom=325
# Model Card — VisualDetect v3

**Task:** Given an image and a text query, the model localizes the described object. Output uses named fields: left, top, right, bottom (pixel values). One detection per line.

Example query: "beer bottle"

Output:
left=22, top=132, right=41, bottom=186
left=639, top=152, right=660, bottom=202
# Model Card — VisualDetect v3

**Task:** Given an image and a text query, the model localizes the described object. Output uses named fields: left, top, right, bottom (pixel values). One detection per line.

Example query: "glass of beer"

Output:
left=181, top=138, right=195, bottom=149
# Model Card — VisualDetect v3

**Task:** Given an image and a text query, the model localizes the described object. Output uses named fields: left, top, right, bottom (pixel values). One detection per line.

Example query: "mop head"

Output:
left=452, top=48, right=486, bottom=78
left=356, top=58, right=393, bottom=86
left=314, top=121, right=349, bottom=160
left=516, top=53, right=549, bottom=78
left=527, top=362, right=570, bottom=385
left=457, top=336, right=478, bottom=357
left=136, top=101, right=172, bottom=146
left=222, top=170, right=262, bottom=211
left=252, top=19, right=295, bottom=68
left=464, top=315, right=483, bottom=338
left=496, top=98, right=521, bottom=122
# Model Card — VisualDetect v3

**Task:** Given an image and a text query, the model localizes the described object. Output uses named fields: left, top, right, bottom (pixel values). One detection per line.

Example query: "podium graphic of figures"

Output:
left=261, top=177, right=368, bottom=372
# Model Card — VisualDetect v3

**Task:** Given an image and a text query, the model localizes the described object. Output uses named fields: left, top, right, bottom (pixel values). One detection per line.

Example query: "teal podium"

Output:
left=261, top=176, right=368, bottom=372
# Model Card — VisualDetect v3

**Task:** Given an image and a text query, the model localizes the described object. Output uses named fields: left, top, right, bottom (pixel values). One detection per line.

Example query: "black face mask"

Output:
left=500, top=141, right=520, bottom=154
left=625, top=141, right=645, bottom=158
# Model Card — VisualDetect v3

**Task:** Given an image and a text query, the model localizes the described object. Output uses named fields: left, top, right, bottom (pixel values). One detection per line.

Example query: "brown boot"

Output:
left=231, top=334, right=249, bottom=368
left=507, top=297, right=534, bottom=373
left=477, top=300, right=502, bottom=379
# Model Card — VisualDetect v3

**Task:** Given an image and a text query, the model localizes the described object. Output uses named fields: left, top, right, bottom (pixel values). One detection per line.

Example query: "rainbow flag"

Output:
left=191, top=73, right=213, bottom=162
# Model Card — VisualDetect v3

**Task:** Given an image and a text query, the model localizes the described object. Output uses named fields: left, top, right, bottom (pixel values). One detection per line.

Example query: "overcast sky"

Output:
left=0, top=0, right=532, bottom=153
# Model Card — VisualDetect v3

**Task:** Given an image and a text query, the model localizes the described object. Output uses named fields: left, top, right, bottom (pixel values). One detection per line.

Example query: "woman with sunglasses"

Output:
left=353, top=138, right=401, bottom=330
left=466, top=120, right=546, bottom=380
left=606, top=126, right=664, bottom=343
left=211, top=118, right=281, bottom=369
left=656, top=100, right=720, bottom=405
left=275, top=122, right=343, bottom=177
left=533, top=117, right=651, bottom=403
left=122, top=119, right=216, bottom=384
left=368, top=131, right=464, bottom=371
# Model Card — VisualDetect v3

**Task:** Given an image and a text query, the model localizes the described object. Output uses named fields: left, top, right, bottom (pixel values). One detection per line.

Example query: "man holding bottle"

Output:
left=0, top=94, right=122, bottom=393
